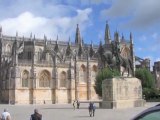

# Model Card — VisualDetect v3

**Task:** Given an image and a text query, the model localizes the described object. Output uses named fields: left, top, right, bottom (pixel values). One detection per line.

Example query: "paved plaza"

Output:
left=0, top=102, right=159, bottom=120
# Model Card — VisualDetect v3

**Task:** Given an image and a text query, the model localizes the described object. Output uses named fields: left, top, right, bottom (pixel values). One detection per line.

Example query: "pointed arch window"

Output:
left=79, top=64, right=87, bottom=83
left=60, top=71, right=67, bottom=87
left=39, top=70, right=51, bottom=87
left=121, top=46, right=130, bottom=58
left=22, top=70, right=29, bottom=87
left=5, top=44, right=11, bottom=54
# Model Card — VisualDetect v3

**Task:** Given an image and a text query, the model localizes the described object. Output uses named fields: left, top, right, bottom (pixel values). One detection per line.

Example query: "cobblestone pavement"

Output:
left=0, top=102, right=159, bottom=120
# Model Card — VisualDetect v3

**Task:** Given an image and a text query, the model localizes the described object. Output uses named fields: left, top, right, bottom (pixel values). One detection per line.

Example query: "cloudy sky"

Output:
left=0, top=0, right=160, bottom=67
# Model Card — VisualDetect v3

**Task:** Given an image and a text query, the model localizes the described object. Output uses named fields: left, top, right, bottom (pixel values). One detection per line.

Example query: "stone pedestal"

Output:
left=101, top=77, right=145, bottom=109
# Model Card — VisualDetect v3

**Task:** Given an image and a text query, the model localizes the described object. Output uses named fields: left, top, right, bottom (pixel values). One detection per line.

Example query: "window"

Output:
left=60, top=71, right=66, bottom=87
left=121, top=46, right=130, bottom=58
left=39, top=70, right=51, bottom=87
left=138, top=111, right=160, bottom=120
left=28, top=51, right=32, bottom=60
left=38, top=48, right=43, bottom=61
left=79, top=64, right=87, bottom=83
left=5, top=44, right=11, bottom=53
left=22, top=70, right=29, bottom=87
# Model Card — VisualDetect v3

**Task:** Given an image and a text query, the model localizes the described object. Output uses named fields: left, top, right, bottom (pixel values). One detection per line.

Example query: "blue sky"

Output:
left=0, top=0, right=160, bottom=67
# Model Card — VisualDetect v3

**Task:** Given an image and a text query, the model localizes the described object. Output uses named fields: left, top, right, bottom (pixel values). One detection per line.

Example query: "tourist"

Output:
left=77, top=100, right=80, bottom=109
left=30, top=109, right=42, bottom=120
left=0, top=109, right=11, bottom=120
left=73, top=100, right=76, bottom=110
left=92, top=104, right=96, bottom=117
left=88, top=102, right=96, bottom=117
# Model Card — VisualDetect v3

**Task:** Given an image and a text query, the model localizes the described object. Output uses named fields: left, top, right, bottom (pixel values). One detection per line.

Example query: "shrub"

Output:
left=94, top=68, right=120, bottom=97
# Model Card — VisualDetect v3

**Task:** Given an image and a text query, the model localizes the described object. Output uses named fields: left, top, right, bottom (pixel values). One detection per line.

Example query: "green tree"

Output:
left=135, top=68, right=155, bottom=88
left=135, top=68, right=157, bottom=100
left=94, top=68, right=120, bottom=97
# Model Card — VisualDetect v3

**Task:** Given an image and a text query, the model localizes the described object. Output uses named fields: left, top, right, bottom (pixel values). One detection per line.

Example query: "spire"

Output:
left=22, top=36, right=24, bottom=42
left=91, top=40, right=93, bottom=47
left=66, top=37, right=72, bottom=57
left=68, top=36, right=71, bottom=45
left=89, top=40, right=94, bottom=57
left=0, top=26, right=2, bottom=38
left=104, top=21, right=111, bottom=44
left=114, top=31, right=120, bottom=42
left=75, top=24, right=81, bottom=44
left=33, top=34, right=36, bottom=44
left=81, top=37, right=84, bottom=46
left=121, top=33, right=124, bottom=40
left=16, top=31, right=18, bottom=38
left=54, top=37, right=59, bottom=53
left=33, top=34, right=36, bottom=40
left=98, top=39, right=104, bottom=57
left=44, top=34, right=47, bottom=46
left=130, top=32, right=133, bottom=44
left=56, top=35, right=58, bottom=41
left=30, top=32, right=32, bottom=40
left=15, top=31, right=18, bottom=41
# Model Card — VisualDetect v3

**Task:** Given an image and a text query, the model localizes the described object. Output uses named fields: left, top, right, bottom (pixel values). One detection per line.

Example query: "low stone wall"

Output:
left=101, top=77, right=145, bottom=109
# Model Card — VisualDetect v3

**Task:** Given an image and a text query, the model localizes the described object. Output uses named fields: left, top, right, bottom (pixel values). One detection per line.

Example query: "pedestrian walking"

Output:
left=0, top=109, right=11, bottom=120
left=30, top=109, right=42, bottom=120
left=77, top=100, right=80, bottom=109
left=88, top=102, right=95, bottom=117
left=73, top=100, right=76, bottom=110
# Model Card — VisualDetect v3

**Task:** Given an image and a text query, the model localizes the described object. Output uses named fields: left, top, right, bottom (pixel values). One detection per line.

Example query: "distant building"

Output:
left=135, top=57, right=150, bottom=71
left=0, top=22, right=134, bottom=104
left=153, top=61, right=160, bottom=89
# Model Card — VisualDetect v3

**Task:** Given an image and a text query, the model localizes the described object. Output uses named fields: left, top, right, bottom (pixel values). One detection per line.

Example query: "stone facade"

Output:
left=101, top=77, right=145, bottom=109
left=0, top=23, right=134, bottom=104
left=153, top=61, right=160, bottom=89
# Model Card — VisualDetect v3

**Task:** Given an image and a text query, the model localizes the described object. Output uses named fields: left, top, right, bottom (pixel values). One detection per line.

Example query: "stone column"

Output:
left=69, top=58, right=75, bottom=103
left=52, top=55, right=58, bottom=103
left=75, top=56, right=79, bottom=100
left=87, top=56, right=91, bottom=100
left=30, top=41, right=37, bottom=104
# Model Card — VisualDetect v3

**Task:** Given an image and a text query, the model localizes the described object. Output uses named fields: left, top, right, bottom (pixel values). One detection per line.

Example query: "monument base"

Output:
left=101, top=77, right=145, bottom=109
left=100, top=99, right=145, bottom=109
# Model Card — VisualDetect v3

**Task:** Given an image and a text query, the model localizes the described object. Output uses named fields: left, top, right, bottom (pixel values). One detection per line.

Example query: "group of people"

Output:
left=73, top=100, right=96, bottom=117
left=0, top=109, right=42, bottom=120
left=72, top=100, right=80, bottom=110
left=0, top=101, right=96, bottom=119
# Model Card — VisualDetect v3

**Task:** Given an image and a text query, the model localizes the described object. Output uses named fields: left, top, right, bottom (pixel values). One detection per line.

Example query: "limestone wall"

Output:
left=101, top=77, right=145, bottom=109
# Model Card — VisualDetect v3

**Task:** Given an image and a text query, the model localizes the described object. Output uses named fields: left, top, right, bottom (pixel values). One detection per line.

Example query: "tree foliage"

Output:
left=135, top=68, right=158, bottom=100
left=94, top=68, right=120, bottom=97
left=135, top=68, right=155, bottom=88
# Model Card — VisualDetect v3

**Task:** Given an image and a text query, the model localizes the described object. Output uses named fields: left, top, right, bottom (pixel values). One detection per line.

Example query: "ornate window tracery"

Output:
left=39, top=70, right=51, bottom=87
left=22, top=70, right=29, bottom=87
left=79, top=64, right=87, bottom=83
left=5, top=44, right=11, bottom=53
left=121, top=46, right=130, bottom=58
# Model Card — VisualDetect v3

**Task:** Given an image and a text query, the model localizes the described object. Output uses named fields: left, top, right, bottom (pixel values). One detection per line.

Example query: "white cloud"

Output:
left=66, top=0, right=111, bottom=6
left=0, top=8, right=92, bottom=40
left=156, top=58, right=160, bottom=62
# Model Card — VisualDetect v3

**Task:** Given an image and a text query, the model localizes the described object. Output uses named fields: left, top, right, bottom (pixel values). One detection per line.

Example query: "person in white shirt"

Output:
left=0, top=109, right=11, bottom=120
